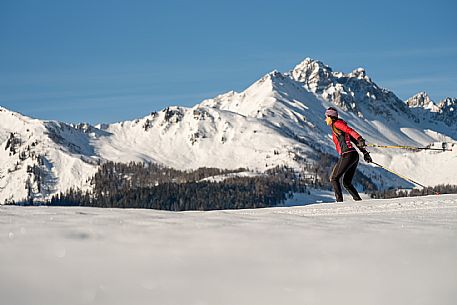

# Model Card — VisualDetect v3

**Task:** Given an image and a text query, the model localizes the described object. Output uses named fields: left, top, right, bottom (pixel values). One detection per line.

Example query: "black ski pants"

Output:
left=330, top=150, right=362, bottom=202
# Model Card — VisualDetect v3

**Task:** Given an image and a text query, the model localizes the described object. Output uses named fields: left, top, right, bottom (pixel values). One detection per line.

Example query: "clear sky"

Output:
left=1, top=0, right=456, bottom=124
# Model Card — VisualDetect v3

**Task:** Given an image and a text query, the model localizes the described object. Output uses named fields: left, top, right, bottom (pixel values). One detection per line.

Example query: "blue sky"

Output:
left=1, top=0, right=456, bottom=124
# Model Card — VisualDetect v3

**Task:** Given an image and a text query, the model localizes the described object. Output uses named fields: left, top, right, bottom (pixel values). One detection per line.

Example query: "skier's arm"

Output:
left=334, top=120, right=362, bottom=140
left=335, top=120, right=368, bottom=150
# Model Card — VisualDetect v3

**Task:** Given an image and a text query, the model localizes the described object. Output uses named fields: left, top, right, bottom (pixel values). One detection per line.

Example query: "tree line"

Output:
left=48, top=163, right=311, bottom=211
left=370, top=184, right=457, bottom=199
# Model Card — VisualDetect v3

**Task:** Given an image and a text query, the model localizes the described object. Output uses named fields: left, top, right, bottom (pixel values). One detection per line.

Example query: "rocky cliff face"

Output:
left=406, top=93, right=457, bottom=129
left=437, top=97, right=457, bottom=126
left=406, top=92, right=440, bottom=112
left=291, top=58, right=414, bottom=122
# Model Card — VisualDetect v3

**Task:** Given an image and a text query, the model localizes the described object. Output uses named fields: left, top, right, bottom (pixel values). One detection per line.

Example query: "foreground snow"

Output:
left=1, top=195, right=457, bottom=305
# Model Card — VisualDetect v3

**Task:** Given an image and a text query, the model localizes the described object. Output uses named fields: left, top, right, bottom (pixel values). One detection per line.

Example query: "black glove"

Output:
left=363, top=151, right=372, bottom=163
left=357, top=137, right=367, bottom=149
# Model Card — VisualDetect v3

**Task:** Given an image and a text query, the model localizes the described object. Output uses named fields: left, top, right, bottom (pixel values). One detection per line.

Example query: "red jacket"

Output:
left=331, top=119, right=362, bottom=155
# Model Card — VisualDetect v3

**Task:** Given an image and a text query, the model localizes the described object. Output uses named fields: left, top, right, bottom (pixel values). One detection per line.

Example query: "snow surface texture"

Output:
left=1, top=57, right=457, bottom=202
left=1, top=194, right=457, bottom=305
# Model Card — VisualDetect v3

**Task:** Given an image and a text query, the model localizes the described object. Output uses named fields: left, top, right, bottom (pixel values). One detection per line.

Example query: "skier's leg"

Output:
left=342, top=153, right=362, bottom=200
left=330, top=158, right=346, bottom=202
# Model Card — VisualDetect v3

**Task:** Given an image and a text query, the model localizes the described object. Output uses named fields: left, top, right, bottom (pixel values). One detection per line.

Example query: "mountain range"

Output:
left=1, top=57, right=456, bottom=203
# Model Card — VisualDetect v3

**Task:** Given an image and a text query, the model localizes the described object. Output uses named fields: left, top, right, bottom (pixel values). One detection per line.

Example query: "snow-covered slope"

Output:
left=2, top=194, right=457, bottom=305
left=94, top=104, right=313, bottom=170
left=1, top=57, right=457, bottom=202
left=0, top=107, right=99, bottom=203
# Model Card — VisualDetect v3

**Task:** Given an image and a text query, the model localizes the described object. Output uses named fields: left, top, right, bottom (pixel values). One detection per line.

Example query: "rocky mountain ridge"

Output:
left=406, top=92, right=457, bottom=127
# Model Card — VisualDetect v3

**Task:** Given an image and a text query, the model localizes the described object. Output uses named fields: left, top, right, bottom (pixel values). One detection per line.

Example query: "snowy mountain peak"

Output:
left=406, top=92, right=439, bottom=112
left=267, top=69, right=282, bottom=78
left=438, top=97, right=457, bottom=110
left=349, top=67, right=371, bottom=82
left=294, top=57, right=333, bottom=73
left=291, top=58, right=412, bottom=121
left=0, top=106, right=40, bottom=144
left=0, top=106, right=32, bottom=124
left=291, top=58, right=333, bottom=92
left=436, top=97, right=457, bottom=126
left=251, top=70, right=283, bottom=89
left=405, top=93, right=457, bottom=129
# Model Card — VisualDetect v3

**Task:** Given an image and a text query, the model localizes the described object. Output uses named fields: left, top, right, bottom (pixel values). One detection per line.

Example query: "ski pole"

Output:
left=367, top=143, right=452, bottom=151
left=371, top=161, right=440, bottom=195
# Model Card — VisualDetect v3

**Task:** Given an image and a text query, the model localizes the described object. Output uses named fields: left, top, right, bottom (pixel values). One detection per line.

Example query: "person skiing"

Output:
left=325, top=107, right=372, bottom=202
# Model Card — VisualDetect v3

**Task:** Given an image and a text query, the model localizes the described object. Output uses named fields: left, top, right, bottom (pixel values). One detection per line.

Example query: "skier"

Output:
left=325, top=107, right=372, bottom=202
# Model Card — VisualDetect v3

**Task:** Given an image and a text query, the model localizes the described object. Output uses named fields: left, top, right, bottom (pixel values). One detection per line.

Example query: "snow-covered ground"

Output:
left=284, top=189, right=372, bottom=206
left=2, top=195, right=457, bottom=305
